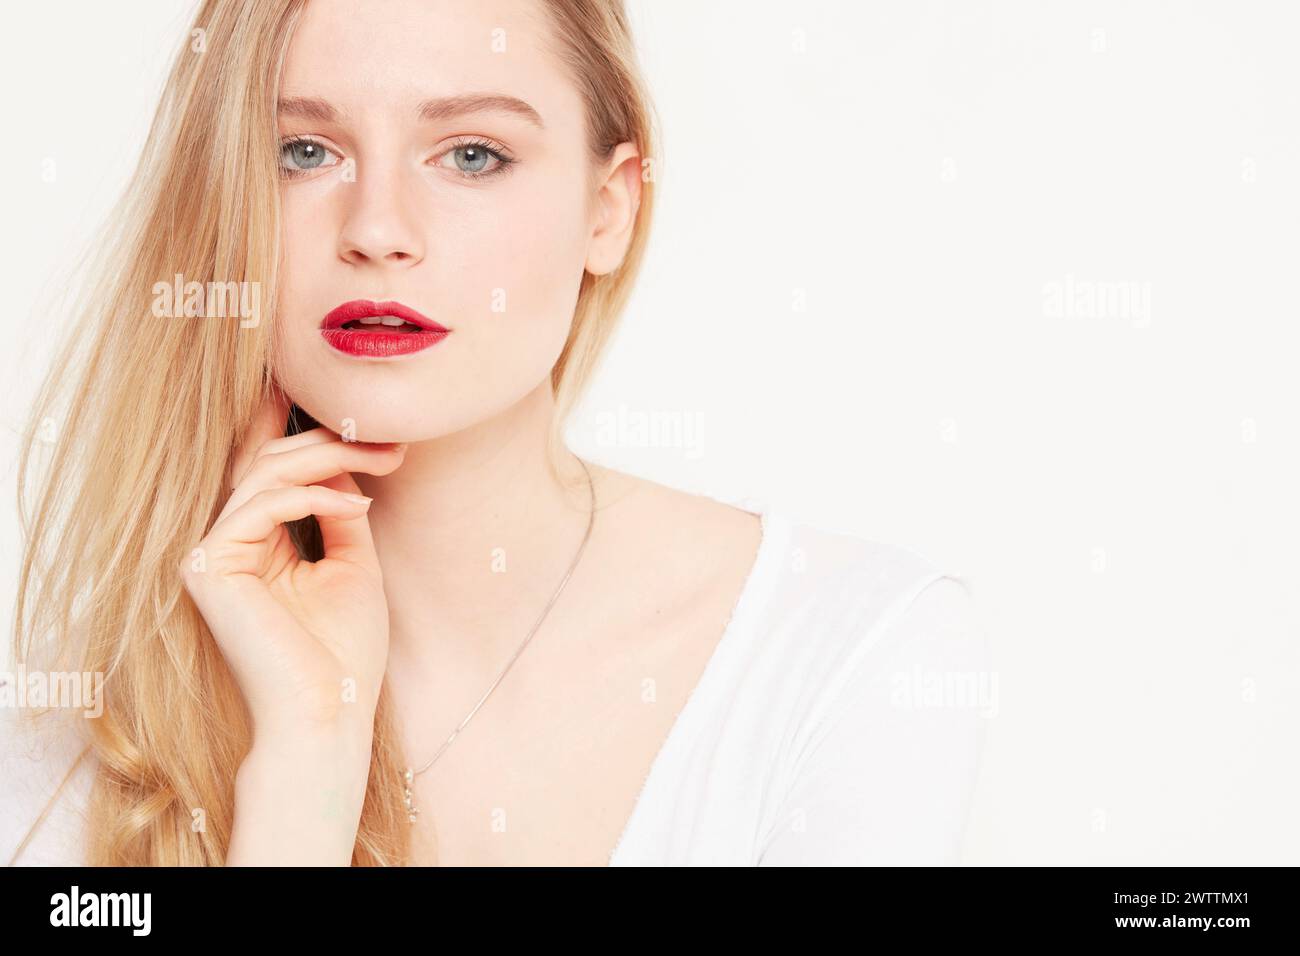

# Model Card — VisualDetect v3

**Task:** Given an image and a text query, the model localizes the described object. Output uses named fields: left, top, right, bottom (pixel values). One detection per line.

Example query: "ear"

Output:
left=585, top=141, right=643, bottom=276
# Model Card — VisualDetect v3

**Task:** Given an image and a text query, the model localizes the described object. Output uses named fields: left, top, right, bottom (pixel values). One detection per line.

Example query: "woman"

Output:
left=3, top=0, right=988, bottom=866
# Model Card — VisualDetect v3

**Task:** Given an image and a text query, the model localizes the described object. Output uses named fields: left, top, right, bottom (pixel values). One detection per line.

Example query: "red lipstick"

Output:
left=320, top=300, right=451, bottom=358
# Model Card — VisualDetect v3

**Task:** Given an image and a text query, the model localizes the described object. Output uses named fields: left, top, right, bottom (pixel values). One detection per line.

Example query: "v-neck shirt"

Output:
left=2, top=507, right=989, bottom=866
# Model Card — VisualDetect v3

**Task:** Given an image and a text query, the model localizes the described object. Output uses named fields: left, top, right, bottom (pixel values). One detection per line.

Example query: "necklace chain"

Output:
left=401, top=457, right=596, bottom=824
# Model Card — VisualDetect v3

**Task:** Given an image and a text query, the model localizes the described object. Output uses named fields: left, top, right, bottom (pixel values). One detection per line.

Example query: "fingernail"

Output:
left=343, top=493, right=372, bottom=505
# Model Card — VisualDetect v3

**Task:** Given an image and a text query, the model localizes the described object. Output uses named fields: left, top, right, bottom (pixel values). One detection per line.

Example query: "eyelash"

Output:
left=443, top=137, right=517, bottom=180
left=277, top=135, right=517, bottom=181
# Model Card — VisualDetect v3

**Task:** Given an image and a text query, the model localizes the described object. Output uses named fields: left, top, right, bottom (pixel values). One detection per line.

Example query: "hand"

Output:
left=179, top=388, right=406, bottom=744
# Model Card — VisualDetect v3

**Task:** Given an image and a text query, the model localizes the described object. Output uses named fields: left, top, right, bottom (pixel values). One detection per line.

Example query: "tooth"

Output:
left=380, top=316, right=406, bottom=327
left=355, top=316, right=382, bottom=325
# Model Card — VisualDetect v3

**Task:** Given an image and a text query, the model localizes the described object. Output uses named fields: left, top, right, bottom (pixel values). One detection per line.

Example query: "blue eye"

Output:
left=279, top=137, right=340, bottom=177
left=275, top=135, right=515, bottom=181
left=437, top=138, right=516, bottom=180
left=452, top=145, right=491, bottom=174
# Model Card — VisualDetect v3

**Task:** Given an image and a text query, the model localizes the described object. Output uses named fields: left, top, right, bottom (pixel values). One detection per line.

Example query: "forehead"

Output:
left=281, top=0, right=579, bottom=131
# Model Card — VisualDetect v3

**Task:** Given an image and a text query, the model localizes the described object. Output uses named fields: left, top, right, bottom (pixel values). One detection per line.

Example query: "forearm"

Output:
left=228, top=727, right=374, bottom=866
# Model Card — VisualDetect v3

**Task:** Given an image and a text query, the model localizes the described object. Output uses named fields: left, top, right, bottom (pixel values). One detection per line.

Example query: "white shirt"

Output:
left=608, top=506, right=991, bottom=865
left=2, top=507, right=990, bottom=866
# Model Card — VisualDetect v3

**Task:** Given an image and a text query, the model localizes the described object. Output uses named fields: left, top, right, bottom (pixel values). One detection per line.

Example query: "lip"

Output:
left=320, top=299, right=451, bottom=358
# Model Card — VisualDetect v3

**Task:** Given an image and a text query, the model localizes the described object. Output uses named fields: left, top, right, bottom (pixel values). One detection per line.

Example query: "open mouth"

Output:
left=340, top=317, right=427, bottom=333
left=321, top=299, right=451, bottom=358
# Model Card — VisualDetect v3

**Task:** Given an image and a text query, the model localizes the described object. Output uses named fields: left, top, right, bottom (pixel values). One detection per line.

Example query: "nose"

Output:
left=336, top=161, right=426, bottom=268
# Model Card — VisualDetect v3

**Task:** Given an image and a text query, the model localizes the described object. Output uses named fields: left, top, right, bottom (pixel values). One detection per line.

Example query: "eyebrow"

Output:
left=277, top=92, right=545, bottom=129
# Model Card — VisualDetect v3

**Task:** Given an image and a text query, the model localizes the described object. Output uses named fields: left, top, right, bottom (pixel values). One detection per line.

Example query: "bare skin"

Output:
left=189, top=387, right=762, bottom=866
left=180, top=0, right=766, bottom=865
left=388, top=459, right=763, bottom=866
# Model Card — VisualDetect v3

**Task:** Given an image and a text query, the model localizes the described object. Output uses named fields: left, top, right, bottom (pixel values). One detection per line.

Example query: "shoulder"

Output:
left=586, top=464, right=764, bottom=601
left=589, top=464, right=761, bottom=549
left=750, top=519, right=990, bottom=864
left=594, top=460, right=954, bottom=607
left=0, top=700, right=95, bottom=866
left=763, top=509, right=982, bottom=643
left=588, top=465, right=987, bottom=676
left=743, top=511, right=990, bottom=728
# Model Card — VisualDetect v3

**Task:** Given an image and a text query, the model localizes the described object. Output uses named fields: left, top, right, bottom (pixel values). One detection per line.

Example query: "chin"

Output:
left=290, top=390, right=477, bottom=444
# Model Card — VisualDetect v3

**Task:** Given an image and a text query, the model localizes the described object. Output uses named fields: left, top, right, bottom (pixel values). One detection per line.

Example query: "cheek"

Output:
left=274, top=196, right=329, bottom=365
left=440, top=184, right=589, bottom=366
left=277, top=189, right=333, bottom=296
left=457, top=187, right=585, bottom=318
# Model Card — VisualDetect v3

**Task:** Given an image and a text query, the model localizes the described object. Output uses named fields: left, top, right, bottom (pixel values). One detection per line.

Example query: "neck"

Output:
left=352, top=380, right=599, bottom=673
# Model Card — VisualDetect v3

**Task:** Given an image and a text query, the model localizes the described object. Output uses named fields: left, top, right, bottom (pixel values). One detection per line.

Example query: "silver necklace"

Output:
left=401, top=457, right=596, bottom=824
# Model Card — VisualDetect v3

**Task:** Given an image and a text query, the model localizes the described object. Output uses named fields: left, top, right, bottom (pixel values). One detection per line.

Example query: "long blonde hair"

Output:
left=10, top=0, right=659, bottom=866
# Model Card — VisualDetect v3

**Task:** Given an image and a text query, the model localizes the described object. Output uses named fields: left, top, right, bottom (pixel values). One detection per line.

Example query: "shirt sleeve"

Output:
left=756, top=574, right=991, bottom=865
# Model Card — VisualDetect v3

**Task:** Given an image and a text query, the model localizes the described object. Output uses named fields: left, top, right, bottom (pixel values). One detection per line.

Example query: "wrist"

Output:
left=231, top=728, right=374, bottom=866
left=242, top=717, right=375, bottom=777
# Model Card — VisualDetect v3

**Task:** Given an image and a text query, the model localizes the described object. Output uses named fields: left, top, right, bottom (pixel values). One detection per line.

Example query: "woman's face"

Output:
left=271, top=0, right=634, bottom=442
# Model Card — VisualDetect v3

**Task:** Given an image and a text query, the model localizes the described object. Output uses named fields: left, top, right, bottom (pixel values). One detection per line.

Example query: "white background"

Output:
left=2, top=0, right=1297, bottom=864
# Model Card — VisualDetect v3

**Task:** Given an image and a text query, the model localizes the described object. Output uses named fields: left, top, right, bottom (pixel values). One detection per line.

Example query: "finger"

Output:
left=209, top=485, right=372, bottom=547
left=252, top=423, right=391, bottom=460
left=217, top=440, right=405, bottom=524
left=221, top=426, right=348, bottom=507
left=313, top=472, right=381, bottom=569
left=258, top=425, right=340, bottom=456
left=229, top=386, right=292, bottom=492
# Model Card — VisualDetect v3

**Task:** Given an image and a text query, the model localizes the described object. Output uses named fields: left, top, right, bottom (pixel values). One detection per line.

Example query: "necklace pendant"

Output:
left=403, top=768, right=419, bottom=824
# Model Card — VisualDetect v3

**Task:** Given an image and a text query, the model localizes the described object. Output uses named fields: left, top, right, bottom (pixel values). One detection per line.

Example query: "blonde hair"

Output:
left=10, top=0, right=659, bottom=866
